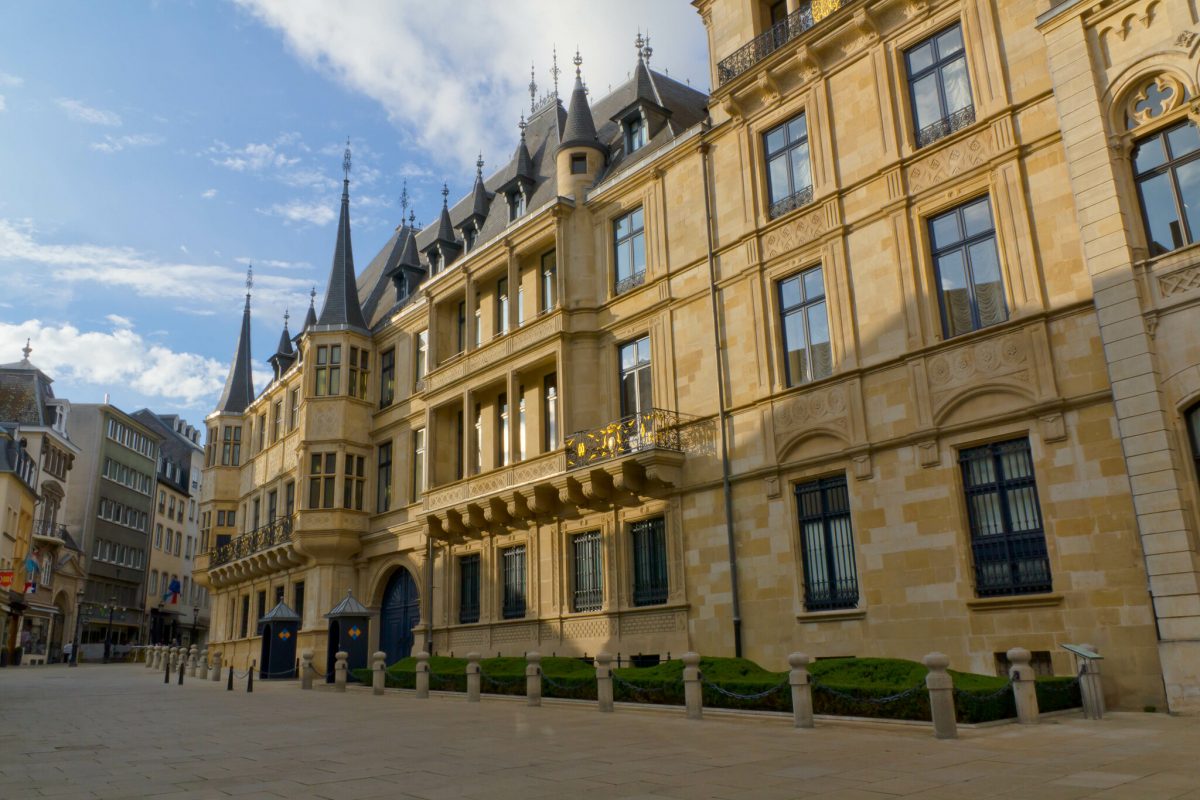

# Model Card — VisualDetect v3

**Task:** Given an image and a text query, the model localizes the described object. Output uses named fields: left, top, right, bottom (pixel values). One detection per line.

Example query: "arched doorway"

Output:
left=378, top=568, right=419, bottom=664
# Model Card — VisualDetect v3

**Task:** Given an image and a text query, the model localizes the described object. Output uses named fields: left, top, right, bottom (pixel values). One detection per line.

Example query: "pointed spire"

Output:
left=399, top=179, right=410, bottom=225
left=317, top=141, right=368, bottom=330
left=275, top=309, right=294, bottom=357
left=269, top=308, right=296, bottom=380
left=434, top=181, right=456, bottom=244
left=551, top=47, right=561, bottom=97
left=20, top=339, right=31, bottom=362
left=216, top=265, right=255, bottom=414
left=559, top=50, right=603, bottom=152
left=513, top=115, right=535, bottom=179
left=304, top=287, right=318, bottom=330
left=529, top=62, right=537, bottom=114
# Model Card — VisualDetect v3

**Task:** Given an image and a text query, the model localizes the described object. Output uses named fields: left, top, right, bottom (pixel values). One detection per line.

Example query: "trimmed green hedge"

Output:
left=352, top=654, right=1081, bottom=723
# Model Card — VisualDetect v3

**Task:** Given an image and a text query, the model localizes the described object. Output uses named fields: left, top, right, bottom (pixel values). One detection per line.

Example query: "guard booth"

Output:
left=325, top=590, right=371, bottom=684
left=257, top=601, right=300, bottom=679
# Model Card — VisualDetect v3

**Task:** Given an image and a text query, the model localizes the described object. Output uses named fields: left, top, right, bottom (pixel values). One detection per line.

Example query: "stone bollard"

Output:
left=466, top=652, right=481, bottom=702
left=167, top=646, right=176, bottom=672
left=1078, top=643, right=1105, bottom=720
left=415, top=652, right=430, bottom=699
left=1007, top=647, right=1039, bottom=725
left=145, top=645, right=155, bottom=669
left=526, top=652, right=542, bottom=707
left=923, top=652, right=957, bottom=740
left=334, top=651, right=348, bottom=692
left=596, top=652, right=614, bottom=713
left=682, top=652, right=703, bottom=720
left=211, top=652, right=222, bottom=682
left=300, top=649, right=314, bottom=690
left=372, top=651, right=387, bottom=696
left=789, top=652, right=814, bottom=729
left=188, top=645, right=199, bottom=678
left=198, top=649, right=209, bottom=681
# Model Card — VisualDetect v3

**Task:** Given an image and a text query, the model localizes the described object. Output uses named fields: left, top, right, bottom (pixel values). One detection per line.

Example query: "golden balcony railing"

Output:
left=564, top=409, right=697, bottom=470
left=208, top=515, right=293, bottom=567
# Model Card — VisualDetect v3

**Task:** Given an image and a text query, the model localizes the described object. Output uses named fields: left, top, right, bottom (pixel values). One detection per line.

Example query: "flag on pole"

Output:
left=23, top=550, right=38, bottom=594
left=163, top=577, right=181, bottom=604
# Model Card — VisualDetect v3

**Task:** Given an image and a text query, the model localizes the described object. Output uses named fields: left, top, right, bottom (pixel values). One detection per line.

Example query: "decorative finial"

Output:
left=409, top=209, right=416, bottom=228
left=283, top=307, right=290, bottom=327
left=529, top=62, right=537, bottom=113
left=551, top=46, right=561, bottom=96
left=342, top=137, right=351, bottom=182
left=399, top=179, right=409, bottom=219
left=518, top=114, right=527, bottom=140
left=476, top=152, right=484, bottom=178
left=635, top=31, right=644, bottom=59
left=309, top=286, right=316, bottom=306
left=644, top=35, right=652, bottom=65
left=441, top=182, right=449, bottom=207
left=573, top=48, right=582, bottom=78
left=245, top=265, right=253, bottom=309
left=21, top=338, right=31, bottom=361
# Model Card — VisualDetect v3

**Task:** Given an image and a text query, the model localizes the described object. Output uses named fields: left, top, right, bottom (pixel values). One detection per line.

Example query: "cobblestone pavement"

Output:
left=2, top=664, right=1199, bottom=799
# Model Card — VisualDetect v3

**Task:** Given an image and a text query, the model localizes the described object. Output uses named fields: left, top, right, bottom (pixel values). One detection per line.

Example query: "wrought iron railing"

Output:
left=716, top=0, right=846, bottom=86
left=208, top=515, right=294, bottom=567
left=614, top=270, right=646, bottom=296
left=31, top=518, right=69, bottom=541
left=915, top=104, right=976, bottom=149
left=769, top=184, right=814, bottom=219
left=565, top=409, right=688, bottom=470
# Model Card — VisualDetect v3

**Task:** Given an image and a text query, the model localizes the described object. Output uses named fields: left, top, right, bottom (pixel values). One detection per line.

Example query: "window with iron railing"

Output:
left=764, top=113, right=813, bottom=219
left=459, top=554, right=480, bottom=624
left=613, top=207, right=646, bottom=295
left=795, top=475, right=859, bottom=611
left=572, top=531, right=603, bottom=612
left=716, top=1, right=846, bottom=85
left=907, top=24, right=974, bottom=149
left=631, top=518, right=668, bottom=606
left=502, top=545, right=526, bottom=619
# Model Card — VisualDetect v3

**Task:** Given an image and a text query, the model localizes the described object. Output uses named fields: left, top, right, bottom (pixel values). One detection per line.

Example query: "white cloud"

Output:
left=0, top=217, right=313, bottom=310
left=0, top=72, right=22, bottom=87
left=90, top=133, right=164, bottom=153
left=0, top=319, right=227, bottom=406
left=55, top=97, right=122, bottom=126
left=179, top=244, right=189, bottom=254
left=105, top=314, right=133, bottom=328
left=0, top=95, right=5, bottom=113
left=236, top=257, right=311, bottom=270
left=201, top=188, right=218, bottom=199
left=233, top=0, right=709, bottom=167
left=258, top=200, right=335, bottom=227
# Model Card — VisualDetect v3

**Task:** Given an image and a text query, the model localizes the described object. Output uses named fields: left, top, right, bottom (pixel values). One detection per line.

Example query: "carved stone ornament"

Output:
left=917, top=439, right=940, bottom=468
left=1038, top=413, right=1067, bottom=443
left=1127, top=74, right=1186, bottom=129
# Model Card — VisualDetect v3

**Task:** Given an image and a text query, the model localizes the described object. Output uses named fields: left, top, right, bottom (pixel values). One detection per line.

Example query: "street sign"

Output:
left=0, top=570, right=12, bottom=590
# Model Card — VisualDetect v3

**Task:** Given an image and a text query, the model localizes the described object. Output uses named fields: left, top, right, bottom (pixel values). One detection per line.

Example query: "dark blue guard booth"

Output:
left=258, top=601, right=300, bottom=679
left=325, top=590, right=371, bottom=684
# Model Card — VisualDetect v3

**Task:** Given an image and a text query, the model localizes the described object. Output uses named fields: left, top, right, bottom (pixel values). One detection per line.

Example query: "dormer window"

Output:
left=430, top=249, right=442, bottom=275
left=508, top=190, right=527, bottom=222
left=625, top=113, right=647, bottom=154
left=464, top=226, right=477, bottom=251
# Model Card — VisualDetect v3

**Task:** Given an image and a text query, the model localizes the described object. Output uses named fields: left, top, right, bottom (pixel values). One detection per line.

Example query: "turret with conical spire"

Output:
left=269, top=309, right=296, bottom=380
left=304, top=287, right=318, bottom=330
left=557, top=50, right=606, bottom=196
left=316, top=139, right=368, bottom=331
left=458, top=153, right=492, bottom=250
left=216, top=266, right=255, bottom=414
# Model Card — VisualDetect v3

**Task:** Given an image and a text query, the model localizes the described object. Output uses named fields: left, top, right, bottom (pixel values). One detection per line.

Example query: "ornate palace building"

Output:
left=196, top=0, right=1200, bottom=712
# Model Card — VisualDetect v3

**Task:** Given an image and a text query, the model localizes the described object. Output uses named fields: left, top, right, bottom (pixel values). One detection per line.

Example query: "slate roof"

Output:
left=560, top=74, right=603, bottom=150
left=317, top=176, right=369, bottom=331
left=325, top=590, right=371, bottom=619
left=215, top=295, right=254, bottom=414
left=0, top=352, right=57, bottom=427
left=260, top=601, right=301, bottom=623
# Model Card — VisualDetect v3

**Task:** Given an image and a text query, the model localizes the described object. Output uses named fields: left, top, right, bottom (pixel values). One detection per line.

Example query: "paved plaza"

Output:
left=1, top=665, right=1199, bottom=799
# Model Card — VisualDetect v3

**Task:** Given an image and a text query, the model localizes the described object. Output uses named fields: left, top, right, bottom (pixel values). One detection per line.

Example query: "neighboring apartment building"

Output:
left=194, top=0, right=1200, bottom=711
left=0, top=422, right=37, bottom=665
left=135, top=411, right=209, bottom=647
left=65, top=404, right=160, bottom=659
left=0, top=345, right=87, bottom=665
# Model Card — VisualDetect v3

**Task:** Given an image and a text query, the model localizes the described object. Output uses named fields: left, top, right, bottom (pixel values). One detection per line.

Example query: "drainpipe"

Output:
left=424, top=530, right=434, bottom=654
left=699, top=124, right=743, bottom=658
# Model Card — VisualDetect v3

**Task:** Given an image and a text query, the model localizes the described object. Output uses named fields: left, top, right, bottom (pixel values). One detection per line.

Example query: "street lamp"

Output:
left=70, top=589, right=85, bottom=667
left=191, top=605, right=199, bottom=646
left=102, top=596, right=116, bottom=664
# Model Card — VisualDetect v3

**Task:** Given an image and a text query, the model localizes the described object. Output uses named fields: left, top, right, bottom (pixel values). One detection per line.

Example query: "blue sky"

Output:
left=0, top=0, right=709, bottom=428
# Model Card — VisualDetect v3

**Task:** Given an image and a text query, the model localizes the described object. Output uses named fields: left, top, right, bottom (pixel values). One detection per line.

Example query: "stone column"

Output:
left=682, top=652, right=703, bottom=720
left=924, top=652, right=957, bottom=740
left=1007, top=647, right=1039, bottom=725
left=466, top=652, right=481, bottom=702
left=526, top=651, right=542, bottom=707
left=596, top=652, right=614, bottom=712
left=789, top=652, right=814, bottom=729
left=211, top=651, right=222, bottom=682
left=334, top=651, right=348, bottom=692
left=415, top=651, right=430, bottom=698
left=372, top=651, right=387, bottom=696
left=188, top=645, right=199, bottom=677
left=198, top=649, right=209, bottom=681
left=300, top=649, right=314, bottom=690
left=1079, top=644, right=1105, bottom=721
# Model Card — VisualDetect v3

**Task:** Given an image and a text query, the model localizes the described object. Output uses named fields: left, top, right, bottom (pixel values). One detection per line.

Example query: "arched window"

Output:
left=1132, top=120, right=1200, bottom=255
left=1187, top=403, right=1200, bottom=483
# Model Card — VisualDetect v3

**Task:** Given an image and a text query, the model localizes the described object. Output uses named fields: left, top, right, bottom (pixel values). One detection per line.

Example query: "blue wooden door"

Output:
left=379, top=568, right=419, bottom=664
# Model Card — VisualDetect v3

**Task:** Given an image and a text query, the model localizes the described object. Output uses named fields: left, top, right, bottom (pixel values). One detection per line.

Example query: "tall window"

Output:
left=619, top=336, right=653, bottom=417
left=517, top=389, right=526, bottom=462
left=285, top=481, right=295, bottom=516
left=764, top=112, right=812, bottom=218
left=377, top=442, right=392, bottom=513
left=930, top=197, right=1006, bottom=338
left=572, top=531, right=603, bottom=612
left=256, top=413, right=266, bottom=451
left=498, top=394, right=510, bottom=467
left=349, top=346, right=369, bottom=399
left=251, top=497, right=260, bottom=531
left=496, top=278, right=509, bottom=335
left=221, top=426, right=241, bottom=466
left=541, top=250, right=557, bottom=313
left=414, top=331, right=427, bottom=389
left=412, top=429, right=425, bottom=501
left=1133, top=120, right=1200, bottom=255
left=267, top=490, right=277, bottom=524
left=501, top=545, right=526, bottom=619
left=517, top=280, right=525, bottom=327
left=907, top=23, right=974, bottom=148
left=960, top=438, right=1051, bottom=597
left=315, top=345, right=341, bottom=396
left=289, top=388, right=300, bottom=430
left=474, top=299, right=482, bottom=347
left=544, top=374, right=558, bottom=451
left=455, top=410, right=465, bottom=481
left=240, top=595, right=249, bottom=638
left=1188, top=403, right=1200, bottom=483
left=614, top=207, right=646, bottom=294
left=795, top=475, right=859, bottom=611
left=459, top=554, right=480, bottom=624
left=508, top=190, right=526, bottom=222
left=625, top=113, right=647, bottom=153
left=308, top=453, right=335, bottom=510
left=380, top=349, right=395, bottom=407
left=631, top=517, right=668, bottom=606
left=272, top=400, right=282, bottom=442
left=457, top=302, right=467, bottom=352
left=473, top=404, right=483, bottom=474
left=779, top=266, right=832, bottom=385
left=343, top=454, right=365, bottom=510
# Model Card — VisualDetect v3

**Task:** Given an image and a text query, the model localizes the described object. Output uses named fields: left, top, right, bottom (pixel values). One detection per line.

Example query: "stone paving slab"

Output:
left=2, top=664, right=1199, bottom=799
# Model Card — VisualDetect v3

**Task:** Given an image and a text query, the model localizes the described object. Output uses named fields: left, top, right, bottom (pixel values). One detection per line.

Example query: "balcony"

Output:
left=768, top=184, right=814, bottom=220
left=424, top=309, right=563, bottom=395
left=564, top=408, right=693, bottom=470
left=716, top=0, right=847, bottom=86
left=209, top=515, right=294, bottom=567
left=915, top=105, right=977, bottom=149
left=31, top=518, right=69, bottom=543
